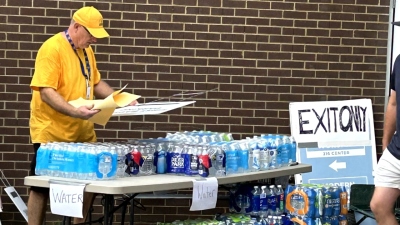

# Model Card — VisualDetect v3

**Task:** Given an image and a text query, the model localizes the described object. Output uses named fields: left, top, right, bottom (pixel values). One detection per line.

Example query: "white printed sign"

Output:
left=289, top=99, right=377, bottom=188
left=112, top=101, right=196, bottom=116
left=49, top=183, right=85, bottom=218
left=190, top=177, right=218, bottom=211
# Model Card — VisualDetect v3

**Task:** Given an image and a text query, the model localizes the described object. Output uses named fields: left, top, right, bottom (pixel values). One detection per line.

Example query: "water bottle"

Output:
left=247, top=146, right=253, bottom=172
left=198, top=146, right=211, bottom=177
left=116, top=145, right=126, bottom=178
left=130, top=146, right=142, bottom=175
left=87, top=145, right=97, bottom=180
left=281, top=136, right=290, bottom=167
left=169, top=143, right=185, bottom=174
left=214, top=145, right=226, bottom=177
left=272, top=216, right=278, bottom=225
left=238, top=142, right=249, bottom=173
left=259, top=139, right=269, bottom=171
left=260, top=186, right=268, bottom=216
left=267, top=138, right=277, bottom=170
left=331, top=186, right=341, bottom=216
left=251, top=186, right=261, bottom=215
left=110, top=145, right=118, bottom=178
left=340, top=186, right=348, bottom=215
left=224, top=144, right=238, bottom=175
left=305, top=187, right=316, bottom=218
left=289, top=136, right=297, bottom=163
left=323, top=187, right=333, bottom=217
left=49, top=143, right=59, bottom=178
left=140, top=144, right=155, bottom=176
left=184, top=145, right=198, bottom=176
left=35, top=144, right=48, bottom=176
left=276, top=216, right=282, bottom=225
left=76, top=145, right=87, bottom=180
left=252, top=148, right=260, bottom=172
left=276, top=185, right=284, bottom=215
left=97, top=145, right=113, bottom=179
left=65, top=144, right=76, bottom=179
left=268, top=185, right=277, bottom=216
left=156, top=143, right=167, bottom=174
left=267, top=215, right=273, bottom=225
left=275, top=138, right=282, bottom=168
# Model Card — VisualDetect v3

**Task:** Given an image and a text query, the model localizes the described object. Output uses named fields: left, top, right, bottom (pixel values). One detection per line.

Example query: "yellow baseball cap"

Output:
left=73, top=6, right=109, bottom=38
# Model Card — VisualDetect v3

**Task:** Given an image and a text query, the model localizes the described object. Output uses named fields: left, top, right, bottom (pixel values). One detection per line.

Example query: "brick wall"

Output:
left=0, top=0, right=389, bottom=224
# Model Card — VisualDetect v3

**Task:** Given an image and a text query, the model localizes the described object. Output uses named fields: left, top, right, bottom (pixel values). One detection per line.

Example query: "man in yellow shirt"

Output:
left=28, top=6, right=137, bottom=225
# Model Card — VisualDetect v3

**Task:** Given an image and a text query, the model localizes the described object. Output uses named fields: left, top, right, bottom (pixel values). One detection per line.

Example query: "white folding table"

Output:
left=24, top=163, right=312, bottom=225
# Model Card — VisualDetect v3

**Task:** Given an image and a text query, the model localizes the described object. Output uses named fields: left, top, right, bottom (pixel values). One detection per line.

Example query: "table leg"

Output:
left=88, top=206, right=93, bottom=225
left=130, top=197, right=134, bottom=225
left=62, top=216, right=71, bottom=225
left=121, top=199, right=127, bottom=225
left=104, top=194, right=115, bottom=225
left=104, top=195, right=110, bottom=225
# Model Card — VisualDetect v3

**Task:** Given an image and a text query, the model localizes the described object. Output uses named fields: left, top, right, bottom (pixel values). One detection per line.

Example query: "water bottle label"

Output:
left=252, top=154, right=260, bottom=170
left=252, top=196, right=260, bottom=211
left=169, top=153, right=184, bottom=173
left=268, top=196, right=277, bottom=210
left=226, top=150, right=238, bottom=172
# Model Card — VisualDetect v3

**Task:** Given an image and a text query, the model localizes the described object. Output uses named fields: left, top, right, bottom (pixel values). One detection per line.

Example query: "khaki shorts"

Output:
left=374, top=149, right=400, bottom=189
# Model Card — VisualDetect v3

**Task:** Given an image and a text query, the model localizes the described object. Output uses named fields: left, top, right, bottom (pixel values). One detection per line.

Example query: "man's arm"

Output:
left=40, top=87, right=99, bottom=120
left=93, top=80, right=114, bottom=99
left=93, top=80, right=139, bottom=106
left=382, top=90, right=397, bottom=151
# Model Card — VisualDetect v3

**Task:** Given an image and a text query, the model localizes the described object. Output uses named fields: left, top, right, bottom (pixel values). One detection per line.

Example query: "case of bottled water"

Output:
left=35, top=142, right=128, bottom=180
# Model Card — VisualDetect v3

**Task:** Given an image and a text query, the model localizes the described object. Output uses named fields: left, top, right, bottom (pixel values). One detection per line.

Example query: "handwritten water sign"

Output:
left=190, top=177, right=218, bottom=211
left=49, top=183, right=86, bottom=218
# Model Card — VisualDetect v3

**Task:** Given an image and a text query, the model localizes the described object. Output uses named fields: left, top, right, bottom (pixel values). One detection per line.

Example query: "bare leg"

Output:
left=73, top=192, right=97, bottom=224
left=370, top=186, right=400, bottom=225
left=28, top=190, right=48, bottom=225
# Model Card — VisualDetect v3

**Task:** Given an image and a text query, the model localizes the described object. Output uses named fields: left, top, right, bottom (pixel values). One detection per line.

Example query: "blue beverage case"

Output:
left=331, top=216, right=339, bottom=225
left=321, top=216, right=332, bottom=225
left=168, top=152, right=185, bottom=174
left=331, top=187, right=341, bottom=216
left=323, top=187, right=333, bottom=217
left=183, top=153, right=198, bottom=176
left=305, top=187, right=316, bottom=218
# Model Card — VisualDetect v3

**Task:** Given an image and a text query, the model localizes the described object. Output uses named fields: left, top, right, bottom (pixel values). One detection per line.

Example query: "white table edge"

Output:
left=24, top=163, right=312, bottom=195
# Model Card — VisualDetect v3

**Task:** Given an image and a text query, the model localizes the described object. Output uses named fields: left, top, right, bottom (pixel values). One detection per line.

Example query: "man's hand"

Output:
left=73, top=104, right=100, bottom=120
left=128, top=100, right=138, bottom=106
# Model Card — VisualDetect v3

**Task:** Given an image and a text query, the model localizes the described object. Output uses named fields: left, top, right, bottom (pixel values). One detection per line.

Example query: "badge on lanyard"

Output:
left=64, top=30, right=91, bottom=99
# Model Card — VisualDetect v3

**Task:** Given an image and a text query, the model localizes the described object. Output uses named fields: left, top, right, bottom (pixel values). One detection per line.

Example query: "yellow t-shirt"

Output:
left=30, top=33, right=101, bottom=143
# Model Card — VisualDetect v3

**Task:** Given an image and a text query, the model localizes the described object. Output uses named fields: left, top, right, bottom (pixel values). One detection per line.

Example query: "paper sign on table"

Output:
left=49, top=183, right=86, bottom=218
left=69, top=84, right=141, bottom=126
left=190, top=177, right=218, bottom=211
left=112, top=101, right=196, bottom=116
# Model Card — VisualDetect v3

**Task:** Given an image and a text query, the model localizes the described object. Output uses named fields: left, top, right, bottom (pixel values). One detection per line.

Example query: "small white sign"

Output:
left=49, top=183, right=86, bottom=218
left=190, top=177, right=218, bottom=211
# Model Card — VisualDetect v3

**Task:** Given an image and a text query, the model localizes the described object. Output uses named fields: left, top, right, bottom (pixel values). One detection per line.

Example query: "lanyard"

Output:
left=64, top=30, right=91, bottom=99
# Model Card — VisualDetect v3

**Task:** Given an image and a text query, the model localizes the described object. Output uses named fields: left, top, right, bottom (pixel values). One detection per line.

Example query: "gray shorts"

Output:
left=374, top=149, right=400, bottom=189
